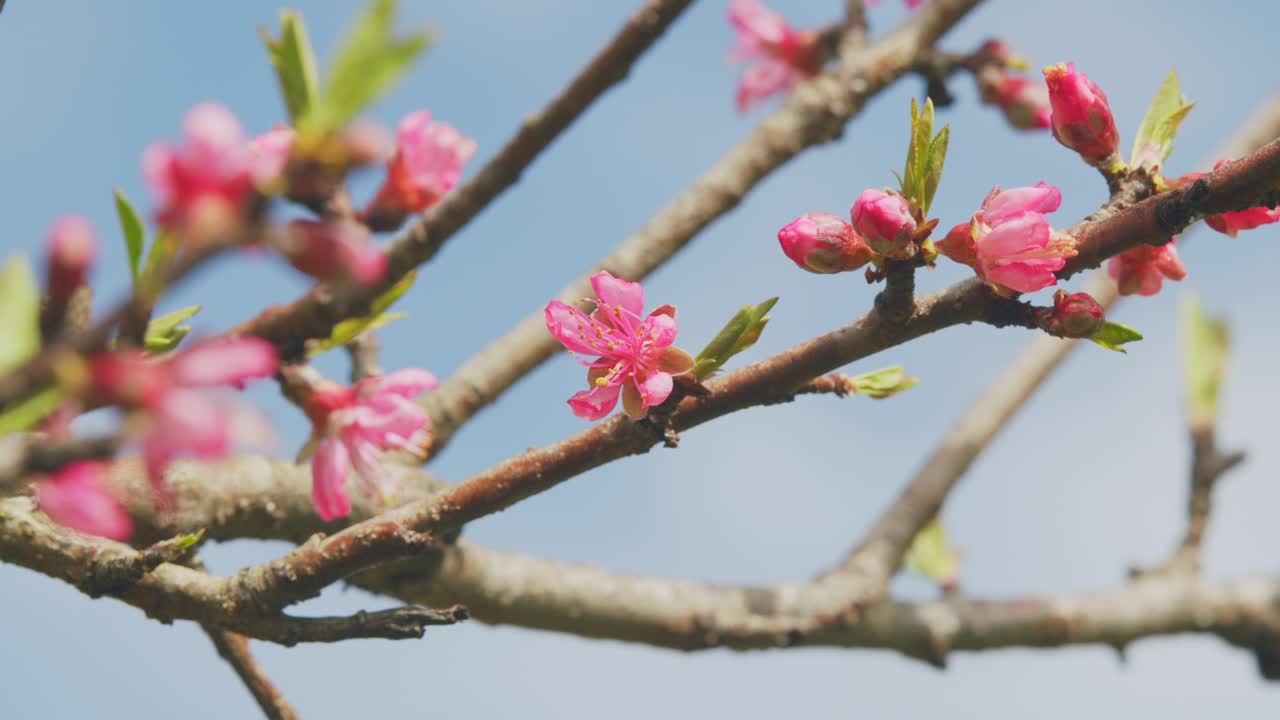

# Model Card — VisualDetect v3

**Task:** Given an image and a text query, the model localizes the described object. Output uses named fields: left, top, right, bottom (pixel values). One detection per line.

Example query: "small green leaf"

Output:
left=113, top=189, right=146, bottom=282
left=261, top=10, right=322, bottom=124
left=850, top=365, right=919, bottom=399
left=142, top=231, right=176, bottom=289
left=0, top=386, right=63, bottom=434
left=1129, top=70, right=1195, bottom=169
left=306, top=0, right=431, bottom=136
left=1181, top=294, right=1229, bottom=427
left=1090, top=321, right=1144, bottom=352
left=175, top=529, right=206, bottom=551
left=308, top=272, right=417, bottom=356
left=0, top=255, right=41, bottom=372
left=902, top=98, right=922, bottom=205
left=904, top=519, right=961, bottom=587
left=693, top=297, right=778, bottom=380
left=921, top=125, right=949, bottom=215
left=143, top=305, right=202, bottom=354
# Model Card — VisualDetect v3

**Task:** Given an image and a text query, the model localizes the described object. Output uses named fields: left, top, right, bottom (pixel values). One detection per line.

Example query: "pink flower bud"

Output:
left=851, top=189, right=917, bottom=259
left=778, top=213, right=873, bottom=273
left=1037, top=289, right=1105, bottom=338
left=45, top=215, right=97, bottom=300
left=1043, top=63, right=1119, bottom=166
left=980, top=73, right=1050, bottom=131
left=1107, top=241, right=1186, bottom=296
left=35, top=461, right=133, bottom=540
left=944, top=183, right=1075, bottom=294
left=283, top=219, right=386, bottom=286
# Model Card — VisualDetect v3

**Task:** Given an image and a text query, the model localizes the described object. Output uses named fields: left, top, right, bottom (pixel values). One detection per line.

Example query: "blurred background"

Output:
left=2, top=1, right=1279, bottom=717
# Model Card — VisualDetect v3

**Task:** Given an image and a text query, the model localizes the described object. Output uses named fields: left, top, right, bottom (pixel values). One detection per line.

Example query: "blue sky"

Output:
left=2, top=1, right=1279, bottom=717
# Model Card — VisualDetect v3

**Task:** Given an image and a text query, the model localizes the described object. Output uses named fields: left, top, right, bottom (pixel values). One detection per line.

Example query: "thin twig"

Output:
left=205, top=629, right=300, bottom=720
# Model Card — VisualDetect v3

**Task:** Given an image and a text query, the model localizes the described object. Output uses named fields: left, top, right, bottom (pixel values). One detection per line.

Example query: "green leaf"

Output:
left=143, top=305, right=202, bottom=354
left=307, top=271, right=417, bottom=357
left=901, top=98, right=923, bottom=206
left=849, top=365, right=919, bottom=399
left=0, top=386, right=63, bottom=434
left=1129, top=70, right=1195, bottom=169
left=0, top=255, right=41, bottom=372
left=142, top=231, right=176, bottom=288
left=1090, top=321, right=1144, bottom=352
left=261, top=10, right=321, bottom=124
left=693, top=297, right=778, bottom=380
left=175, top=529, right=206, bottom=552
left=113, top=189, right=146, bottom=283
left=921, top=124, right=949, bottom=215
left=904, top=519, right=961, bottom=587
left=1180, top=294, right=1229, bottom=427
left=306, top=0, right=431, bottom=136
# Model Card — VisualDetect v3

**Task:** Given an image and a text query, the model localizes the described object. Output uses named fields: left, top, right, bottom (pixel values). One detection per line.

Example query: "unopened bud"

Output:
left=1037, top=289, right=1105, bottom=338
left=1043, top=62, right=1119, bottom=167
left=851, top=188, right=917, bottom=260
left=283, top=219, right=386, bottom=286
left=777, top=213, right=873, bottom=274
left=46, top=216, right=97, bottom=300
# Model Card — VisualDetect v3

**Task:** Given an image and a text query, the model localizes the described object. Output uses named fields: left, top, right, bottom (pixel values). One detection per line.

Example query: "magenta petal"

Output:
left=729, top=0, right=788, bottom=46
left=643, top=313, right=679, bottom=348
left=982, top=183, right=1061, bottom=224
left=590, top=271, right=645, bottom=318
left=365, top=368, right=439, bottom=399
left=567, top=383, right=621, bottom=421
left=312, top=439, right=352, bottom=521
left=170, top=338, right=278, bottom=388
left=545, top=301, right=608, bottom=355
left=36, top=462, right=133, bottom=541
left=636, top=371, right=674, bottom=408
left=978, top=212, right=1050, bottom=257
left=141, top=143, right=179, bottom=203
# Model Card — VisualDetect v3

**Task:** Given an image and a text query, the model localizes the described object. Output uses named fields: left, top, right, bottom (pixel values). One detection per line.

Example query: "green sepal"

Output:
left=260, top=10, right=321, bottom=124
left=1180, top=294, right=1228, bottom=427
left=849, top=365, right=918, bottom=399
left=0, top=386, right=64, bottom=434
left=692, top=297, right=778, bottom=380
left=1129, top=70, right=1195, bottom=169
left=1090, top=321, right=1144, bottom=352
left=113, top=189, right=146, bottom=282
left=143, top=305, right=202, bottom=354
left=904, top=519, right=961, bottom=587
left=308, top=271, right=417, bottom=357
left=0, top=255, right=41, bottom=372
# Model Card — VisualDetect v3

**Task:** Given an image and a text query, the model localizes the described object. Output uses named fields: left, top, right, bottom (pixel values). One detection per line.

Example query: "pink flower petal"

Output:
left=312, top=439, right=352, bottom=521
left=977, top=212, right=1050, bottom=257
left=982, top=183, right=1061, bottom=225
left=169, top=338, right=278, bottom=388
left=590, top=271, right=645, bottom=318
left=545, top=301, right=611, bottom=356
left=36, top=462, right=133, bottom=541
left=636, top=370, right=674, bottom=408
left=567, top=383, right=621, bottom=421
left=983, top=259, right=1061, bottom=294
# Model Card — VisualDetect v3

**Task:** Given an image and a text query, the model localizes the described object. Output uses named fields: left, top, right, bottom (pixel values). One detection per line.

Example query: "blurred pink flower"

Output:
left=545, top=272, right=694, bottom=421
left=143, top=102, right=257, bottom=241
left=728, top=0, right=821, bottom=114
left=36, top=461, right=133, bottom=541
left=1107, top=242, right=1187, bottom=296
left=304, top=369, right=438, bottom=521
left=247, top=125, right=295, bottom=189
left=284, top=219, right=386, bottom=286
left=91, top=338, right=278, bottom=503
left=45, top=215, right=98, bottom=300
left=366, top=110, right=475, bottom=223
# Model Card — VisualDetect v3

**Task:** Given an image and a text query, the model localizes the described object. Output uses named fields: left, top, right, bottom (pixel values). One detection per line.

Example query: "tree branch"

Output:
left=230, top=0, right=696, bottom=360
left=420, top=0, right=985, bottom=457
left=204, top=628, right=301, bottom=720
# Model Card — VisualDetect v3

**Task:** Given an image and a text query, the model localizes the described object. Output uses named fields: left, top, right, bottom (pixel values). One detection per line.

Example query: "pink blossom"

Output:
left=1107, top=242, right=1187, bottom=296
left=304, top=369, right=438, bottom=521
left=35, top=461, right=133, bottom=541
left=851, top=188, right=917, bottom=259
left=728, top=0, right=821, bottom=114
left=778, top=213, right=874, bottom=273
left=91, top=338, right=278, bottom=501
left=247, top=125, right=295, bottom=189
left=545, top=272, right=694, bottom=421
left=941, top=183, right=1075, bottom=294
left=283, top=219, right=386, bottom=286
left=1043, top=63, right=1119, bottom=166
left=45, top=215, right=98, bottom=300
left=987, top=74, right=1051, bottom=130
left=365, top=110, right=475, bottom=225
left=142, top=102, right=257, bottom=240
